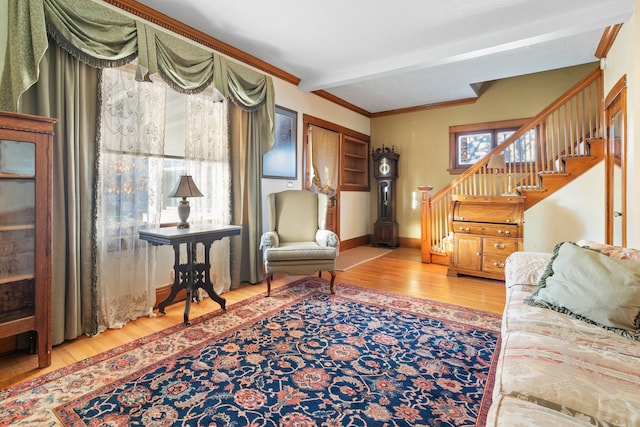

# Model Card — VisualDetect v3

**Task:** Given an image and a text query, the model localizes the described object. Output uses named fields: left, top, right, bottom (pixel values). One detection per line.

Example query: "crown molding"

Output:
left=595, top=24, right=623, bottom=58
left=311, top=90, right=372, bottom=118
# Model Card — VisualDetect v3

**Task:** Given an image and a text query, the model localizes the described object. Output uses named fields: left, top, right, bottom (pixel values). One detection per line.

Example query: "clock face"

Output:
left=379, top=157, right=391, bottom=175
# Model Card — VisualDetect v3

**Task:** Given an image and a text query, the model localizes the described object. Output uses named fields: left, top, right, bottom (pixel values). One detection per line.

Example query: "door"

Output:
left=453, top=234, right=483, bottom=272
left=605, top=76, right=627, bottom=246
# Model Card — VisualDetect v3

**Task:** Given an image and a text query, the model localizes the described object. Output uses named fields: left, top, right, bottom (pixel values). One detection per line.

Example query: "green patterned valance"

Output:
left=0, top=0, right=274, bottom=150
left=44, top=0, right=138, bottom=68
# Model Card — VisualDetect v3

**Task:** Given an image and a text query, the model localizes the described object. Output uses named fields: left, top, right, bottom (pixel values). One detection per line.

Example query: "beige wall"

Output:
left=525, top=164, right=605, bottom=252
left=370, top=63, right=598, bottom=241
left=604, top=1, right=639, bottom=248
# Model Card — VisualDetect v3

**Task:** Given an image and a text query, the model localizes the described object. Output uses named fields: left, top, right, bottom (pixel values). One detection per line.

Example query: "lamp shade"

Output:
left=487, top=153, right=506, bottom=169
left=170, top=175, right=204, bottom=198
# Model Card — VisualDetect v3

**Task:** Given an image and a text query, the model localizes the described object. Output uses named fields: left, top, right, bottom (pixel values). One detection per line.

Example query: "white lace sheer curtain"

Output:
left=185, top=90, right=232, bottom=295
left=96, top=64, right=165, bottom=330
left=96, top=64, right=231, bottom=331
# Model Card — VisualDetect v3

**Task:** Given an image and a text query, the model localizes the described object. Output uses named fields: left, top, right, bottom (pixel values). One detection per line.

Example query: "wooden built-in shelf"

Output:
left=341, top=136, right=369, bottom=191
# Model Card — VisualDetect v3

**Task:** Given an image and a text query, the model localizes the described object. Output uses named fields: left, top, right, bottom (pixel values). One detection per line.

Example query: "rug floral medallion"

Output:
left=1, top=278, right=501, bottom=426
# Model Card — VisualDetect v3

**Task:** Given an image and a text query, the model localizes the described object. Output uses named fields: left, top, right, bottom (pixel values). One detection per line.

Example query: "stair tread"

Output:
left=537, top=171, right=570, bottom=176
left=517, top=187, right=545, bottom=192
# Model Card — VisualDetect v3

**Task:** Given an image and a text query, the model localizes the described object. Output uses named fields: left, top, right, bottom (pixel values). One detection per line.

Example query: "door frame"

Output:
left=604, top=75, right=627, bottom=246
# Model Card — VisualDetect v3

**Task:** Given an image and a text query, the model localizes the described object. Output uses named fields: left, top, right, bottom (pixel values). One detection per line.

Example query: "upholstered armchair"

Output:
left=260, top=190, right=339, bottom=296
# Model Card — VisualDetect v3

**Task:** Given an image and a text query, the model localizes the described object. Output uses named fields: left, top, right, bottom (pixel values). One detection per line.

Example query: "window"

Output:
left=448, top=118, right=530, bottom=174
left=98, top=63, right=229, bottom=243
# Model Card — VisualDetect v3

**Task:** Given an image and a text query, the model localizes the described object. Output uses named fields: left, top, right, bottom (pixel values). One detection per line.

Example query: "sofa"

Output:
left=485, top=240, right=640, bottom=426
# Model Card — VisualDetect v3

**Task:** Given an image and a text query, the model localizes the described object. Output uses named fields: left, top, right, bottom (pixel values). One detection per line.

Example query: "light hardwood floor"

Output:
left=0, top=247, right=506, bottom=390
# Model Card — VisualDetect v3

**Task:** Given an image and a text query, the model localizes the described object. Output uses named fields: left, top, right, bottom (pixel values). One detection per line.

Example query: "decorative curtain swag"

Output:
left=0, top=0, right=274, bottom=151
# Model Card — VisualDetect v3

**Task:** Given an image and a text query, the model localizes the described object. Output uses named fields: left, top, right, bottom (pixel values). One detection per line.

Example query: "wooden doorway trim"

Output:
left=604, top=75, right=627, bottom=246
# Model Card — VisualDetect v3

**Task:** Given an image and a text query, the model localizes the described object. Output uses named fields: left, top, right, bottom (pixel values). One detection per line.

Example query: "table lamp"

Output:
left=170, top=175, right=204, bottom=228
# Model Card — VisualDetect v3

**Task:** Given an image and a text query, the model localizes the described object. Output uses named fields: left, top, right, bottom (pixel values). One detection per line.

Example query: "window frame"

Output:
left=448, top=118, right=530, bottom=174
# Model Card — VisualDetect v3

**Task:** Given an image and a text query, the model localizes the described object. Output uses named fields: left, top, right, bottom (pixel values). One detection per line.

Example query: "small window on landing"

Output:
left=448, top=118, right=530, bottom=174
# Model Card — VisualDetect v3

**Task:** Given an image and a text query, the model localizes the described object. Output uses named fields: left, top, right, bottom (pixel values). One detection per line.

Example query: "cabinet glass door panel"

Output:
left=0, top=139, right=36, bottom=323
left=0, top=179, right=36, bottom=225
left=0, top=228, right=36, bottom=322
left=0, top=140, right=36, bottom=176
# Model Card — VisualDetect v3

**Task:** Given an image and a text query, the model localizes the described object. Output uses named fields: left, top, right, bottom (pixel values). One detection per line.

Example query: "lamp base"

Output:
left=177, top=199, right=191, bottom=228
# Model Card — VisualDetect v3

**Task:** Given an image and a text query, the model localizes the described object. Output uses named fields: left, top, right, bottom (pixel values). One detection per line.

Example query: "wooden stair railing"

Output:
left=419, top=68, right=604, bottom=263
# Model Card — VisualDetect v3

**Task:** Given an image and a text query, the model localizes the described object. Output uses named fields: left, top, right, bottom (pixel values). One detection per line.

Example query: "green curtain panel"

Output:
left=0, top=0, right=275, bottom=152
left=20, top=44, right=99, bottom=342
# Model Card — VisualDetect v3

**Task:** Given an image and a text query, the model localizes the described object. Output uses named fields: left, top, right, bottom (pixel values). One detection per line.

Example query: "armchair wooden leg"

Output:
left=266, top=273, right=272, bottom=296
left=329, top=271, right=336, bottom=294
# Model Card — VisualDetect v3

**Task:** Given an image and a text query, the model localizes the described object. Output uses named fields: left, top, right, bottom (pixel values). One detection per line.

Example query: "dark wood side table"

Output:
left=139, top=224, right=241, bottom=325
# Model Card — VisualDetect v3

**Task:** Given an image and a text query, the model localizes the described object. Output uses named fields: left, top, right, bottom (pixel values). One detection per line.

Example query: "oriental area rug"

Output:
left=1, top=278, right=502, bottom=426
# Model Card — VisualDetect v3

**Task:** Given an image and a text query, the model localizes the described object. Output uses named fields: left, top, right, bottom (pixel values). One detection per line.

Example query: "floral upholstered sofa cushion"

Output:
left=485, top=248, right=640, bottom=426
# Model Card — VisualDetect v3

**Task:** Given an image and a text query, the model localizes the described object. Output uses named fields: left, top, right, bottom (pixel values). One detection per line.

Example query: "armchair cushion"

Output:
left=270, top=190, right=319, bottom=243
left=264, top=245, right=336, bottom=262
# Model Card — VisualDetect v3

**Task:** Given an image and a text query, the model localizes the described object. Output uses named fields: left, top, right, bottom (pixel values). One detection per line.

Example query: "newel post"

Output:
left=418, top=185, right=434, bottom=263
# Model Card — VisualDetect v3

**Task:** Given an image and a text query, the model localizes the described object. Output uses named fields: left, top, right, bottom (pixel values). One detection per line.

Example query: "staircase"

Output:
left=517, top=137, right=604, bottom=208
left=419, top=68, right=604, bottom=263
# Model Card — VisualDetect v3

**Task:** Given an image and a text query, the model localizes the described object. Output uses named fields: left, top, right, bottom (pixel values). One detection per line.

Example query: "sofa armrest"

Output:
left=316, top=229, right=340, bottom=253
left=505, top=251, right=553, bottom=288
left=260, top=231, right=280, bottom=250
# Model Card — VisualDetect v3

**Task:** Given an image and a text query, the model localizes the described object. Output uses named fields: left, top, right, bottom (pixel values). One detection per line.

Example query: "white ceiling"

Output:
left=134, top=0, right=635, bottom=114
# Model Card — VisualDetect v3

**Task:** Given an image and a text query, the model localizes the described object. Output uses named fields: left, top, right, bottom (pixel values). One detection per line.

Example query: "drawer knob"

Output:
left=476, top=252, right=482, bottom=257
left=494, top=243, right=506, bottom=249
left=459, top=227, right=470, bottom=232
left=498, top=230, right=511, bottom=235
left=493, top=261, right=505, bottom=268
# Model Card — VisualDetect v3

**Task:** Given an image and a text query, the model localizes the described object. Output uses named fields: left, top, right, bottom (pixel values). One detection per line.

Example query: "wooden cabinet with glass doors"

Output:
left=0, top=111, right=55, bottom=368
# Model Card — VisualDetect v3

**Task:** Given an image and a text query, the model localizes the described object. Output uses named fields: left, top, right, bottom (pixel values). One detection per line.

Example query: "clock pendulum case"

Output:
left=372, top=145, right=399, bottom=247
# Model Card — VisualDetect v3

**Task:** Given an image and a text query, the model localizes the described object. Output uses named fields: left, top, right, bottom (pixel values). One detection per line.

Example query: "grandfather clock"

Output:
left=372, top=146, right=399, bottom=247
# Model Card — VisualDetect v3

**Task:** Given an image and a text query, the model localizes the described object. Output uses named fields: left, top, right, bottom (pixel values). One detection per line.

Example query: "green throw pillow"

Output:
left=525, top=241, right=640, bottom=340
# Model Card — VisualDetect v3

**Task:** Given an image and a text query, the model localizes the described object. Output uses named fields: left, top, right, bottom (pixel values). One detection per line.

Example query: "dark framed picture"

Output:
left=263, top=106, right=297, bottom=179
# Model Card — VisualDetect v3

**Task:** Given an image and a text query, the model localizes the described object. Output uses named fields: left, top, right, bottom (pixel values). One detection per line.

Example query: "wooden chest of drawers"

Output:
left=447, top=195, right=524, bottom=280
